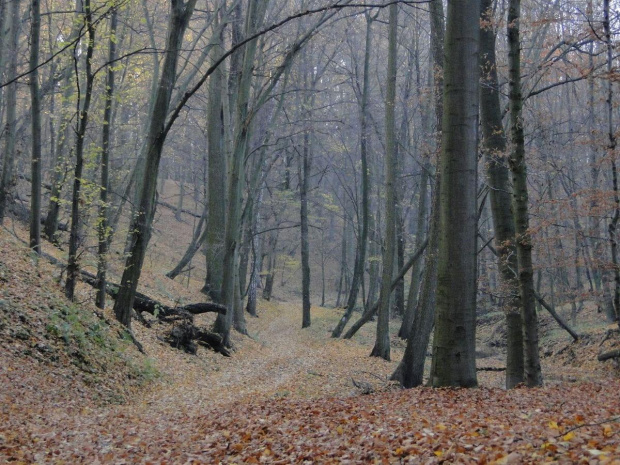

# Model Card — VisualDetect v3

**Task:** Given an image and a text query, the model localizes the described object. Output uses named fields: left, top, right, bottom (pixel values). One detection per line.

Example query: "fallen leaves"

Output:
left=2, top=222, right=620, bottom=463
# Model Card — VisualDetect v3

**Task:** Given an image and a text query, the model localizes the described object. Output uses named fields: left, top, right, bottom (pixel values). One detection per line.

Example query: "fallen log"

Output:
left=38, top=249, right=226, bottom=319
left=157, top=199, right=202, bottom=219
left=78, top=270, right=227, bottom=318
left=598, top=349, right=620, bottom=362
left=166, top=321, right=230, bottom=356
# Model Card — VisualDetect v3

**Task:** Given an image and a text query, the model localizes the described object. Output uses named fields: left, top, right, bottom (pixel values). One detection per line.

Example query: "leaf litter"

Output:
left=1, top=221, right=620, bottom=463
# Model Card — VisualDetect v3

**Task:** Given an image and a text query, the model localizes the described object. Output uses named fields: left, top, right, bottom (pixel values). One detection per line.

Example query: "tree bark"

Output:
left=96, top=6, right=118, bottom=309
left=29, top=0, right=42, bottom=254
left=202, top=12, right=227, bottom=302
left=507, top=0, right=543, bottom=386
left=0, top=0, right=21, bottom=223
left=429, top=0, right=480, bottom=388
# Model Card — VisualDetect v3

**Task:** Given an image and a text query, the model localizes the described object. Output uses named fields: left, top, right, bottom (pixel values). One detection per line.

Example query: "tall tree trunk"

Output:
left=332, top=14, right=372, bottom=337
left=603, top=0, right=620, bottom=324
left=113, top=0, right=197, bottom=327
left=371, top=3, right=398, bottom=361
left=29, top=0, right=42, bottom=254
left=203, top=15, right=227, bottom=302
left=213, top=0, right=269, bottom=346
left=0, top=0, right=21, bottom=223
left=479, top=0, right=524, bottom=388
left=96, top=6, right=118, bottom=309
left=507, top=0, right=542, bottom=386
left=65, top=0, right=96, bottom=300
left=429, top=0, right=480, bottom=388
left=300, top=129, right=312, bottom=328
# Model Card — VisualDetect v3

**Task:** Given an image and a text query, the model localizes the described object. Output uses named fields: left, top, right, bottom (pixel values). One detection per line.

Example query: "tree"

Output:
left=370, top=3, right=398, bottom=361
left=429, top=0, right=480, bottom=388
left=96, top=5, right=118, bottom=309
left=331, top=11, right=374, bottom=338
left=29, top=0, right=42, bottom=254
left=113, top=0, right=197, bottom=327
left=0, top=0, right=22, bottom=223
left=479, top=0, right=524, bottom=388
left=507, top=0, right=542, bottom=387
left=65, top=0, right=96, bottom=301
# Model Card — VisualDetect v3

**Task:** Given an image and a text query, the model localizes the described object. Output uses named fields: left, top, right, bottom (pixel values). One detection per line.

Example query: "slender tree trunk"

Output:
left=113, top=0, right=197, bottom=327
left=96, top=7, right=118, bottom=309
left=371, top=3, right=398, bottom=361
left=300, top=129, right=312, bottom=328
left=0, top=0, right=21, bottom=223
left=429, top=0, right=480, bottom=388
left=332, top=15, right=372, bottom=336
left=246, top=187, right=263, bottom=317
left=507, top=0, right=542, bottom=386
left=166, top=203, right=208, bottom=279
left=66, top=0, right=96, bottom=300
left=398, top=168, right=428, bottom=339
left=262, top=233, right=277, bottom=300
left=479, top=0, right=524, bottom=388
left=29, top=0, right=42, bottom=254
left=603, top=0, right=620, bottom=324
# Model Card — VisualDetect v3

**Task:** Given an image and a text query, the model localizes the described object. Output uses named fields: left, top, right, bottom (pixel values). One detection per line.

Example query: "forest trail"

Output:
left=1, top=225, right=620, bottom=463
left=3, top=297, right=620, bottom=463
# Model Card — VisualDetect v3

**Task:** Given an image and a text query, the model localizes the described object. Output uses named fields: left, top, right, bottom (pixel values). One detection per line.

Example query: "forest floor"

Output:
left=1, top=209, right=620, bottom=463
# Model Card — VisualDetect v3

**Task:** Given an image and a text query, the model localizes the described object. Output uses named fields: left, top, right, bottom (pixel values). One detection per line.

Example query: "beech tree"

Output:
left=429, top=0, right=481, bottom=388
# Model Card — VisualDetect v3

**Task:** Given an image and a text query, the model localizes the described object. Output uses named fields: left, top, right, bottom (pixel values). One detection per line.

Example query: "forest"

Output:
left=1, top=0, right=620, bottom=462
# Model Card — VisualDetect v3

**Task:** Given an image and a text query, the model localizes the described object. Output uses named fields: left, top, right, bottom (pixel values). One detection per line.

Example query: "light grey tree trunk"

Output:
left=507, top=0, right=542, bottom=386
left=29, top=0, right=42, bottom=254
left=96, top=6, right=118, bottom=309
left=0, top=0, right=21, bottom=223
left=429, top=0, right=480, bottom=388
left=203, top=13, right=227, bottom=302
left=479, top=0, right=524, bottom=388
left=113, top=0, right=197, bottom=327
left=370, top=3, right=398, bottom=361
